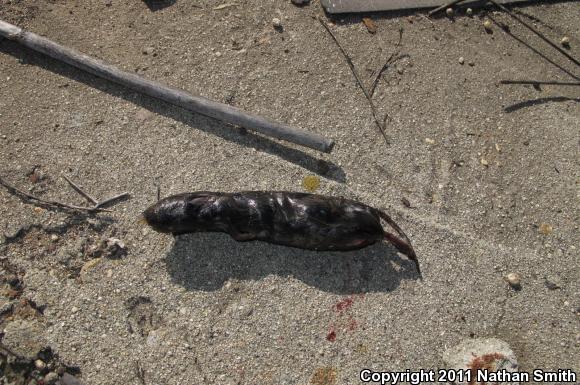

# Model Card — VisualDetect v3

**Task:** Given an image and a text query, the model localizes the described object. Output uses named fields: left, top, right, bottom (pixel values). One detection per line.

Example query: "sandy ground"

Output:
left=0, top=0, right=578, bottom=384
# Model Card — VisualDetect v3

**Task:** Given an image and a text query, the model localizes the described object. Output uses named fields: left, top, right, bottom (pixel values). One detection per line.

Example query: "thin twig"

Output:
left=63, top=175, right=98, bottom=205
left=370, top=28, right=405, bottom=97
left=134, top=360, right=146, bottom=385
left=193, top=357, right=211, bottom=385
left=95, top=192, right=130, bottom=209
left=500, top=80, right=580, bottom=86
left=488, top=16, right=580, bottom=81
left=489, top=0, right=579, bottom=68
left=428, top=0, right=468, bottom=17
left=0, top=176, right=110, bottom=212
left=318, top=16, right=390, bottom=145
left=0, top=174, right=129, bottom=212
left=64, top=175, right=129, bottom=209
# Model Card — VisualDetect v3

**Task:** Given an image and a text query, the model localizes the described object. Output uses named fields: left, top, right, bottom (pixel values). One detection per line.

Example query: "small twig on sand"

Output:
left=428, top=0, right=467, bottom=17
left=134, top=361, right=147, bottom=385
left=194, top=357, right=211, bottom=385
left=318, top=16, right=390, bottom=145
left=500, top=80, right=580, bottom=86
left=488, top=0, right=579, bottom=68
left=95, top=192, right=130, bottom=209
left=370, top=28, right=405, bottom=97
left=0, top=174, right=129, bottom=212
left=63, top=175, right=98, bottom=205
left=488, top=16, right=579, bottom=80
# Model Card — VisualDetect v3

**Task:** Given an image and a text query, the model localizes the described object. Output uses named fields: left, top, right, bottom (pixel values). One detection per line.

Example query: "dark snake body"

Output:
left=143, top=191, right=420, bottom=274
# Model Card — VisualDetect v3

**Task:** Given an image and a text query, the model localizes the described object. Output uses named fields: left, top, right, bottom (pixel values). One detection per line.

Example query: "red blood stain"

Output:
left=326, top=330, right=336, bottom=342
left=334, top=296, right=355, bottom=313
left=347, top=317, right=358, bottom=331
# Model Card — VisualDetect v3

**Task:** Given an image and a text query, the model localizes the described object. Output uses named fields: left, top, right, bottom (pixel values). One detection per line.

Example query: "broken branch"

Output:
left=0, top=175, right=129, bottom=213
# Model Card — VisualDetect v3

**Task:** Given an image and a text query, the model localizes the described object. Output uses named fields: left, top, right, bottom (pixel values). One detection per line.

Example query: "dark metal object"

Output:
left=0, top=20, right=334, bottom=153
left=143, top=191, right=422, bottom=276
left=321, top=0, right=529, bottom=14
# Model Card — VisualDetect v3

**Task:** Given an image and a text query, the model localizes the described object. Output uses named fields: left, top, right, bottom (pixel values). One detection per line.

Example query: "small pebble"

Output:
left=446, top=8, right=454, bottom=17
left=539, top=223, right=553, bottom=235
left=50, top=234, right=59, bottom=242
left=142, top=46, right=155, bottom=56
left=458, top=56, right=465, bottom=65
left=34, top=359, right=47, bottom=370
left=544, top=276, right=562, bottom=290
left=468, top=61, right=475, bottom=66
left=561, top=36, right=570, bottom=47
left=483, top=19, right=492, bottom=32
left=71, top=306, right=79, bottom=313
left=505, top=273, right=522, bottom=290
left=272, top=18, right=282, bottom=29
left=466, top=8, right=473, bottom=16
left=425, top=138, right=435, bottom=144
left=480, top=158, right=489, bottom=166
left=396, top=65, right=404, bottom=74
left=44, top=372, right=59, bottom=384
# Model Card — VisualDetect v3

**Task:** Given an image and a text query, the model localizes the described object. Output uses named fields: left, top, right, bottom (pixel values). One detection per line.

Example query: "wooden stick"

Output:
left=488, top=0, right=579, bottom=68
left=0, top=20, right=334, bottom=153
left=428, top=0, right=467, bottom=17
left=318, top=16, right=391, bottom=145
left=500, top=80, right=580, bottom=86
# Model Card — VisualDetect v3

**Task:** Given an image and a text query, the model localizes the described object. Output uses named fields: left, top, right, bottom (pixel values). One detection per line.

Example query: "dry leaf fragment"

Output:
left=362, top=18, right=377, bottom=34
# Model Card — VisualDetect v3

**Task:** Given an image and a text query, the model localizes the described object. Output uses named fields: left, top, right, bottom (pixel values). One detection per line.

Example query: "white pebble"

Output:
left=272, top=18, right=282, bottom=28
left=483, top=19, right=492, bottom=31
left=561, top=36, right=570, bottom=46
left=34, top=359, right=46, bottom=370
left=505, top=273, right=521, bottom=289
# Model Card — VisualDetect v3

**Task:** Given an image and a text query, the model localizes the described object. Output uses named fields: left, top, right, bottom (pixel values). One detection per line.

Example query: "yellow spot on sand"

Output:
left=303, top=175, right=321, bottom=192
